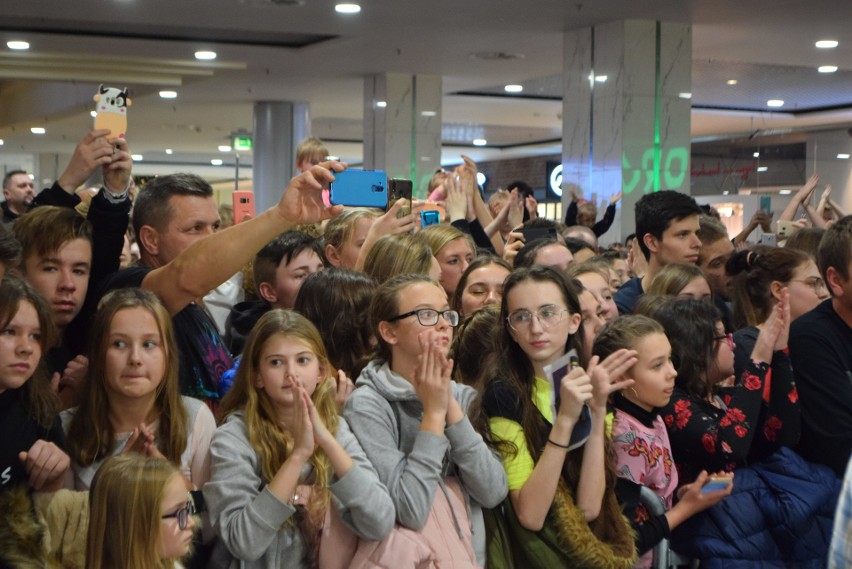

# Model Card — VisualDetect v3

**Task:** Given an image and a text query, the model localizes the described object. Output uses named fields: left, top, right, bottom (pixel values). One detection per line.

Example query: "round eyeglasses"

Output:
left=387, top=308, right=460, bottom=327
left=161, top=498, right=196, bottom=530
left=506, top=305, right=568, bottom=332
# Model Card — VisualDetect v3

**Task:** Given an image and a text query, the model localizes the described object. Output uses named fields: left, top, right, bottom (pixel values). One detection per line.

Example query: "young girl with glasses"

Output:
left=343, top=273, right=507, bottom=567
left=205, top=309, right=394, bottom=569
left=87, top=453, right=196, bottom=569
left=476, top=266, right=638, bottom=568
left=593, top=315, right=731, bottom=569
left=649, top=298, right=799, bottom=484
left=0, top=275, right=69, bottom=493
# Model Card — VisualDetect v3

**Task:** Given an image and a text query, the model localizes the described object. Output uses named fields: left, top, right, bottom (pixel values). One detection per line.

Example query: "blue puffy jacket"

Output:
left=670, top=447, right=841, bottom=568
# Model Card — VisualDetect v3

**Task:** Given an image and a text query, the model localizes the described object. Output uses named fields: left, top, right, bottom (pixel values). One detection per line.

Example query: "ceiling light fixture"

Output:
left=753, top=152, right=760, bottom=157
left=0, top=139, right=4, bottom=146
left=375, top=101, right=387, bottom=108
left=159, top=90, right=178, bottom=99
left=473, top=139, right=487, bottom=146
left=779, top=190, right=792, bottom=195
left=727, top=79, right=738, bottom=85
left=504, top=84, right=523, bottom=93
left=218, top=145, right=232, bottom=152
left=594, top=75, right=608, bottom=83
left=194, top=50, right=217, bottom=60
left=90, top=111, right=98, bottom=118
left=421, top=110, right=436, bottom=117
left=7, top=41, right=29, bottom=50
left=758, top=166, right=768, bottom=172
left=30, top=127, right=45, bottom=134
left=816, top=40, right=839, bottom=49
left=766, top=99, right=784, bottom=107
left=132, top=154, right=143, bottom=161
left=335, top=3, right=361, bottom=13
left=838, top=153, right=850, bottom=159
left=165, top=149, right=173, bottom=155
left=818, top=65, right=838, bottom=73
left=678, top=92, right=692, bottom=99
left=211, top=159, right=223, bottom=166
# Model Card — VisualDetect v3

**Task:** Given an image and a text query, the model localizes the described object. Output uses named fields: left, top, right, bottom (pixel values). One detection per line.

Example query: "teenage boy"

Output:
left=696, top=214, right=736, bottom=331
left=790, top=215, right=852, bottom=476
left=227, top=231, right=325, bottom=355
left=614, top=190, right=703, bottom=314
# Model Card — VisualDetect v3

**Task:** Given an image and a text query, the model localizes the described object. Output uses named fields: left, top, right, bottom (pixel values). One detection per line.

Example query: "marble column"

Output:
left=364, top=73, right=442, bottom=198
left=253, top=101, right=311, bottom=212
left=562, top=20, right=692, bottom=240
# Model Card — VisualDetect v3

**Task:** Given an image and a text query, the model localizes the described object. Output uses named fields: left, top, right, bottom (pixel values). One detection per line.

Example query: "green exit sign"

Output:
left=232, top=135, right=253, bottom=151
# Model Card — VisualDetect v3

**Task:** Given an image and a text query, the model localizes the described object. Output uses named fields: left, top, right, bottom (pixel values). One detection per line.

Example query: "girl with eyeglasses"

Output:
left=87, top=453, right=196, bottom=569
left=343, top=273, right=507, bottom=567
left=647, top=298, right=798, bottom=485
left=475, top=266, right=638, bottom=568
left=205, top=309, right=393, bottom=569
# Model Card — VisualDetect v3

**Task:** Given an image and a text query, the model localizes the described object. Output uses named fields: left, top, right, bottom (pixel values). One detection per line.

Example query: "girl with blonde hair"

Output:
left=420, top=224, right=476, bottom=298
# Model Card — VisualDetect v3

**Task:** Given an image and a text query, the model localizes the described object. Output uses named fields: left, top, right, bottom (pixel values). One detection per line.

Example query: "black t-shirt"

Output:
left=101, top=266, right=234, bottom=402
left=0, top=386, right=66, bottom=492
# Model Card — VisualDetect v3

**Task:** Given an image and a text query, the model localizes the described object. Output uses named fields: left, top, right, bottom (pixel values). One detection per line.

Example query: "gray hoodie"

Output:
left=204, top=411, right=395, bottom=569
left=343, top=359, right=508, bottom=565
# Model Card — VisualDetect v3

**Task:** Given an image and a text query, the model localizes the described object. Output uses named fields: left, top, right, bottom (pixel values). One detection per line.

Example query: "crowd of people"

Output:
left=1, top=130, right=852, bottom=569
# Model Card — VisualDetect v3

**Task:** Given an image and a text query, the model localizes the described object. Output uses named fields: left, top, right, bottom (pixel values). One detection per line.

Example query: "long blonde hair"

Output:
left=67, top=288, right=188, bottom=467
left=220, top=309, right=339, bottom=536
left=87, top=454, right=183, bottom=569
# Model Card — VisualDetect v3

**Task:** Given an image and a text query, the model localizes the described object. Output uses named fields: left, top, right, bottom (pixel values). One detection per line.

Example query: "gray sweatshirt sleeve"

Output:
left=331, top=417, right=396, bottom=541
left=204, top=418, right=297, bottom=562
left=344, top=388, right=450, bottom=531
left=444, top=414, right=508, bottom=508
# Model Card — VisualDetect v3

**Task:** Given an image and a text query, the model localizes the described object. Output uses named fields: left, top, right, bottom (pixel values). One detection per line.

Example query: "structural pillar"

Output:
left=363, top=73, right=442, bottom=198
left=253, top=101, right=311, bottom=212
left=562, top=20, right=692, bottom=240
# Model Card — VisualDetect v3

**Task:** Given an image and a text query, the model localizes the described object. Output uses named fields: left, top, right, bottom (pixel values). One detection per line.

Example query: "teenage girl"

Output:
left=0, top=274, right=69, bottom=493
left=593, top=315, right=731, bottom=568
left=87, top=453, right=196, bottom=569
left=63, top=288, right=215, bottom=492
left=477, top=265, right=638, bottom=568
left=451, top=254, right=511, bottom=317
left=205, top=309, right=394, bottom=569
left=421, top=224, right=476, bottom=299
left=344, top=273, right=507, bottom=567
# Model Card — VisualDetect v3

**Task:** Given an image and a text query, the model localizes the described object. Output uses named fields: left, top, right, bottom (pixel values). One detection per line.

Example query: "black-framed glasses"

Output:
left=388, top=308, right=460, bottom=327
left=507, top=305, right=568, bottom=332
left=714, top=333, right=734, bottom=350
left=161, top=498, right=196, bottom=530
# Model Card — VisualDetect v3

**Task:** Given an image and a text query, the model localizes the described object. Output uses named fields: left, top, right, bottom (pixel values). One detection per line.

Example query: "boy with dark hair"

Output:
left=790, top=215, right=852, bottom=475
left=226, top=230, right=325, bottom=355
left=614, top=190, right=703, bottom=314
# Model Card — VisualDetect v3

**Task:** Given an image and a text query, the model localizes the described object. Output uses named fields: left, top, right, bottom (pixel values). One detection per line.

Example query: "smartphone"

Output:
left=759, top=195, right=771, bottom=213
left=760, top=233, right=777, bottom=247
left=329, top=169, right=388, bottom=208
left=420, top=210, right=440, bottom=227
left=387, top=178, right=413, bottom=217
left=777, top=220, right=800, bottom=239
left=701, top=476, right=732, bottom=494
left=519, top=227, right=557, bottom=243
left=232, top=190, right=255, bottom=224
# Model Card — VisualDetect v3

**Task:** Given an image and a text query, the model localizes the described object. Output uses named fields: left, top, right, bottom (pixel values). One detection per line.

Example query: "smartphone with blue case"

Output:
left=330, top=169, right=388, bottom=208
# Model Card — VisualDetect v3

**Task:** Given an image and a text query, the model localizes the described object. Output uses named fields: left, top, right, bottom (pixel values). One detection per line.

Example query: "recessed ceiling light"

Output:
left=473, top=139, right=487, bottom=146
left=678, top=92, right=692, bottom=99
left=165, top=148, right=173, bottom=155
left=504, top=84, right=523, bottom=93
left=767, top=99, right=784, bottom=107
left=0, top=139, right=4, bottom=146
left=195, top=50, right=217, bottom=60
left=7, top=41, right=29, bottom=50
left=218, top=145, right=232, bottom=152
left=727, top=79, right=738, bottom=85
left=375, top=101, right=387, bottom=108
left=132, top=154, right=143, bottom=161
left=476, top=172, right=487, bottom=186
left=594, top=75, right=608, bottom=83
left=722, top=191, right=730, bottom=195
left=758, top=166, right=768, bottom=172
left=753, top=152, right=760, bottom=158
left=816, top=40, right=839, bottom=49
left=818, top=65, right=838, bottom=73
left=779, top=190, right=792, bottom=195
left=159, top=90, right=178, bottom=99
left=335, top=3, right=361, bottom=13
left=30, top=127, right=45, bottom=134
left=211, top=159, right=223, bottom=166
left=421, top=110, right=436, bottom=117
left=838, top=153, right=850, bottom=159
left=90, top=111, right=98, bottom=118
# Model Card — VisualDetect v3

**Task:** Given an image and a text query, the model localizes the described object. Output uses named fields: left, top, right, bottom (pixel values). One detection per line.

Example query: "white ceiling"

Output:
left=1, top=0, right=852, bottom=170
